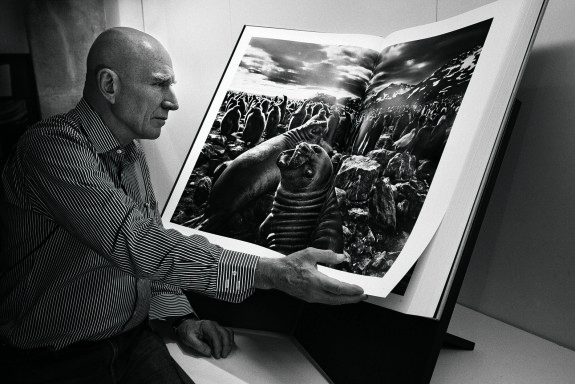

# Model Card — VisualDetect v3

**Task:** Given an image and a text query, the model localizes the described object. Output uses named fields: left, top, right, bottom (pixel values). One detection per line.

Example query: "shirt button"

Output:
left=117, top=149, right=123, bottom=154
left=144, top=202, right=150, bottom=208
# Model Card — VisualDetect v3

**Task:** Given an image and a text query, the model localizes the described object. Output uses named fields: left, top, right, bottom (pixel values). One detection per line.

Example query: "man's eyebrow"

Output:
left=152, top=72, right=176, bottom=84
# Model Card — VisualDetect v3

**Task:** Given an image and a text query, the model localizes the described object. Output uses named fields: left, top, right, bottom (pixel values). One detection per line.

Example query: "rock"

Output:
left=371, top=251, right=387, bottom=268
left=342, top=225, right=353, bottom=241
left=395, top=180, right=428, bottom=204
left=213, top=145, right=226, bottom=157
left=397, top=200, right=410, bottom=218
left=227, top=142, right=248, bottom=159
left=356, top=256, right=371, bottom=271
left=330, top=152, right=344, bottom=174
left=335, top=187, right=347, bottom=210
left=350, top=236, right=367, bottom=255
left=383, top=152, right=416, bottom=181
left=416, top=160, right=437, bottom=182
left=198, top=143, right=218, bottom=165
left=347, top=207, right=370, bottom=222
left=396, top=182, right=419, bottom=202
left=374, top=133, right=394, bottom=150
left=208, top=133, right=227, bottom=147
left=193, top=176, right=212, bottom=206
left=334, top=155, right=381, bottom=201
left=409, top=177, right=429, bottom=192
left=367, top=148, right=396, bottom=168
left=369, top=177, right=396, bottom=230
left=343, top=221, right=357, bottom=237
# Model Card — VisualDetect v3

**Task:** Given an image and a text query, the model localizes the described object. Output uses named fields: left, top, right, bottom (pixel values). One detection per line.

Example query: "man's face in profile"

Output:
left=113, top=43, right=179, bottom=142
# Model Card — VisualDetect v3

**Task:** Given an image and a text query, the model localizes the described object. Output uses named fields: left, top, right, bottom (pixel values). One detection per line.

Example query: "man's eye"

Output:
left=154, top=80, right=173, bottom=87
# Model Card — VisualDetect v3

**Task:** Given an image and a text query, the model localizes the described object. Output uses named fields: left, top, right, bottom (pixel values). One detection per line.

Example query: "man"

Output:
left=0, top=27, right=365, bottom=383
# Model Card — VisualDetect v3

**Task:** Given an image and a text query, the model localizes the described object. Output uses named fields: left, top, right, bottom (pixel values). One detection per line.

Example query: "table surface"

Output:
left=164, top=304, right=575, bottom=384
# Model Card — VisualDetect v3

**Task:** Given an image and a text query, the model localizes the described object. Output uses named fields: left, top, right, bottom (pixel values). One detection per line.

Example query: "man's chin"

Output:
left=141, top=128, right=163, bottom=141
left=147, top=120, right=166, bottom=137
left=152, top=118, right=167, bottom=128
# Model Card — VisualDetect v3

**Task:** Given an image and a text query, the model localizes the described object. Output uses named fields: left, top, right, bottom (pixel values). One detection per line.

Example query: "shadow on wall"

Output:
left=458, top=42, right=575, bottom=350
left=26, top=0, right=106, bottom=118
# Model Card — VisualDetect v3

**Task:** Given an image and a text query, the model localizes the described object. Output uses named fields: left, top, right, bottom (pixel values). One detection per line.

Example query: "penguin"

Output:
left=325, top=108, right=340, bottom=146
left=312, top=103, right=323, bottom=117
left=303, top=104, right=313, bottom=124
left=220, top=105, right=241, bottom=136
left=288, top=99, right=310, bottom=130
left=333, top=110, right=352, bottom=150
left=278, top=95, right=288, bottom=124
left=262, top=104, right=281, bottom=140
left=307, top=109, right=327, bottom=124
left=237, top=98, right=247, bottom=117
left=261, top=99, right=270, bottom=116
left=225, top=97, right=237, bottom=112
left=242, top=107, right=266, bottom=144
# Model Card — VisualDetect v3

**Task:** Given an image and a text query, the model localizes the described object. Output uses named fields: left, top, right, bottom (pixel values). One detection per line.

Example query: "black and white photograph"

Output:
left=5, top=0, right=574, bottom=383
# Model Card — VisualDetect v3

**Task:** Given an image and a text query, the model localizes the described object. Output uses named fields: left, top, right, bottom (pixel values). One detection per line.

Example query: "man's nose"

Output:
left=162, top=88, right=179, bottom=111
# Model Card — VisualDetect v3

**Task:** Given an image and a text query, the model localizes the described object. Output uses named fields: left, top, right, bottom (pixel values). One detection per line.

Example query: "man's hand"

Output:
left=175, top=319, right=235, bottom=359
left=254, top=247, right=367, bottom=304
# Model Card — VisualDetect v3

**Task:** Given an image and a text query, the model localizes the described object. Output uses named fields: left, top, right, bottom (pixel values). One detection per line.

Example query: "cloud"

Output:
left=232, top=37, right=378, bottom=99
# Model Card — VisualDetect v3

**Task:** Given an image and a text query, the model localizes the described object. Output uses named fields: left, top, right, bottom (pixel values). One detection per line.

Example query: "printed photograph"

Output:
left=169, top=19, right=492, bottom=294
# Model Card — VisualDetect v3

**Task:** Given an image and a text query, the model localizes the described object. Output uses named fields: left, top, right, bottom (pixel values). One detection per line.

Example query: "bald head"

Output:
left=82, top=27, right=179, bottom=145
left=84, top=27, right=170, bottom=94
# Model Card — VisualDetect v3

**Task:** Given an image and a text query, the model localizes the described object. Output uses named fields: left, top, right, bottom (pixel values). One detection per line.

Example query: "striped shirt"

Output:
left=0, top=98, right=259, bottom=350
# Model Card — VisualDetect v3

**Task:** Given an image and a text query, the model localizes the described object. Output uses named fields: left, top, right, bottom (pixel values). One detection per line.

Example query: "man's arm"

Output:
left=149, top=282, right=193, bottom=319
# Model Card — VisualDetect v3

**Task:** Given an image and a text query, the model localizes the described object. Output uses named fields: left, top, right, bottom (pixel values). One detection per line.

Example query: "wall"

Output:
left=0, top=0, right=29, bottom=54
left=25, top=0, right=107, bottom=118
left=439, top=0, right=575, bottom=350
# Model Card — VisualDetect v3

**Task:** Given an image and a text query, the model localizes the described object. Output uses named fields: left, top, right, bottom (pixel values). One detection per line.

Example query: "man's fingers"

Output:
left=220, top=327, right=235, bottom=358
left=183, top=332, right=211, bottom=357
left=202, top=321, right=224, bottom=359
left=302, top=248, right=346, bottom=265
left=321, top=274, right=365, bottom=297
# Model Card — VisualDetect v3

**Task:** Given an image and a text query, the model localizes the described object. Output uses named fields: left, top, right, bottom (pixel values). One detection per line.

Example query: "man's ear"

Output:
left=97, top=68, right=119, bottom=104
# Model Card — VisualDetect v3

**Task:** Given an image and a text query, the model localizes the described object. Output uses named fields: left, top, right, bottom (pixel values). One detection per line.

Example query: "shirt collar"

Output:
left=74, top=98, right=136, bottom=155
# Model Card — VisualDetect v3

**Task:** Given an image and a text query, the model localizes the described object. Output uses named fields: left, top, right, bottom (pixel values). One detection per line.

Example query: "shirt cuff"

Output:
left=149, top=293, right=194, bottom=320
left=215, top=249, right=259, bottom=303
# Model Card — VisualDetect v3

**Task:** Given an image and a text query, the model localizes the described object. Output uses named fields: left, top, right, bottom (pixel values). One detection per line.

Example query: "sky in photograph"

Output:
left=229, top=19, right=492, bottom=102
left=367, top=19, right=492, bottom=97
left=230, top=37, right=379, bottom=101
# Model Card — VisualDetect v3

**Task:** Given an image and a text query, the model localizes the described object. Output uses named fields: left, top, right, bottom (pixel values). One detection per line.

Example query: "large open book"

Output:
left=162, top=0, right=546, bottom=319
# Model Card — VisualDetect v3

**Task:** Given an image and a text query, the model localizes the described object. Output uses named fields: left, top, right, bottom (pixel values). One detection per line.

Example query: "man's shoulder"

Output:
left=22, top=109, right=89, bottom=148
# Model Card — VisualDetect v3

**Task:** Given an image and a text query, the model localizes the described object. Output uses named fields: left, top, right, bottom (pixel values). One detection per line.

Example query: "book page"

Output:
left=334, top=16, right=494, bottom=298
left=367, top=0, right=547, bottom=317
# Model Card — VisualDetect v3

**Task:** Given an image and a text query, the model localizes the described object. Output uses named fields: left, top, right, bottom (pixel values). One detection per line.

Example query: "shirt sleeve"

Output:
left=18, top=119, right=259, bottom=303
left=149, top=282, right=193, bottom=320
